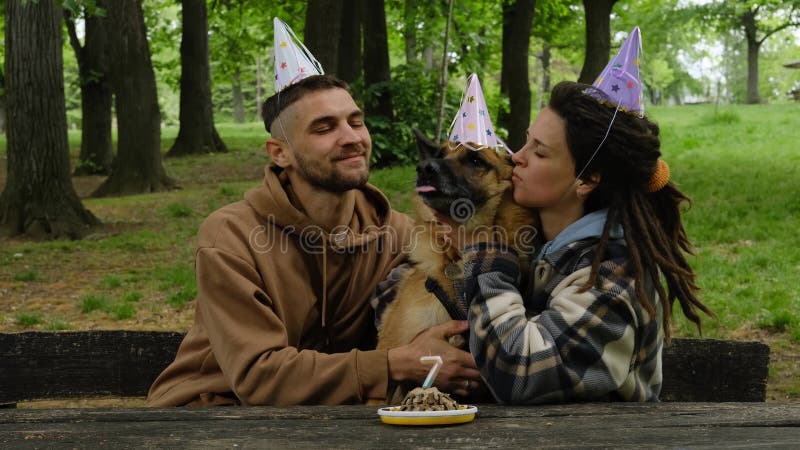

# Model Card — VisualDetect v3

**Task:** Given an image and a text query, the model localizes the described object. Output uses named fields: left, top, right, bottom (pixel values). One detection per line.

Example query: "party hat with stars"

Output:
left=448, top=74, right=511, bottom=154
left=273, top=17, right=324, bottom=93
left=589, top=26, right=643, bottom=115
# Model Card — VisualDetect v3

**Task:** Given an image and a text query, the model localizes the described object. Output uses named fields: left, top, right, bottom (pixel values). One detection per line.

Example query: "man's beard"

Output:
left=294, top=151, right=370, bottom=192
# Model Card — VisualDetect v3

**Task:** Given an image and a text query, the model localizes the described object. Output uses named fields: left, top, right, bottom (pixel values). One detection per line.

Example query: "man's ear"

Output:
left=266, top=138, right=292, bottom=168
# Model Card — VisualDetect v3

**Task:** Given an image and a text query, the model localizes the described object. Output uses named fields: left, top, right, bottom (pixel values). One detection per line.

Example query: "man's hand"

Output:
left=387, top=320, right=482, bottom=398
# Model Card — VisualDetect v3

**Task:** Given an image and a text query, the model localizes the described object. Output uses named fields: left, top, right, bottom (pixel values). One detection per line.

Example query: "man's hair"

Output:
left=261, top=74, right=349, bottom=133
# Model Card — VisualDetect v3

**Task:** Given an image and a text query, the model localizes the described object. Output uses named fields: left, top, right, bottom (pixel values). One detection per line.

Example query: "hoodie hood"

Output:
left=537, top=208, right=623, bottom=263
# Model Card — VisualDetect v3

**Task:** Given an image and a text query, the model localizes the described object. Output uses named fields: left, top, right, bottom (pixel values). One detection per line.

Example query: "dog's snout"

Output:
left=420, top=160, right=441, bottom=176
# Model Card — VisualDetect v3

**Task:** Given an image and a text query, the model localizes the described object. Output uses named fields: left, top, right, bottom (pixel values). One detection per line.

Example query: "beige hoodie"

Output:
left=147, top=165, right=413, bottom=406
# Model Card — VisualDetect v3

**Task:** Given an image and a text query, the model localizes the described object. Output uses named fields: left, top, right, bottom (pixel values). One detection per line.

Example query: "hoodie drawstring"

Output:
left=321, top=233, right=327, bottom=331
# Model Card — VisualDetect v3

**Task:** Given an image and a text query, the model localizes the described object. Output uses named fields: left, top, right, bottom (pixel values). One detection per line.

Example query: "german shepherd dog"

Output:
left=374, top=130, right=538, bottom=404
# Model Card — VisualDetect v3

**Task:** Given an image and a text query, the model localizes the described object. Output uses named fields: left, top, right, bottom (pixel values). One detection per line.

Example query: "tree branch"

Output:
left=64, top=10, right=85, bottom=69
left=758, top=21, right=800, bottom=45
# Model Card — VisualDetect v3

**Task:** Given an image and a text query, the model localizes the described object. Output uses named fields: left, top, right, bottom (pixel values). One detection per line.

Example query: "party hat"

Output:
left=590, top=26, right=643, bottom=115
left=273, top=17, right=324, bottom=93
left=448, top=74, right=511, bottom=154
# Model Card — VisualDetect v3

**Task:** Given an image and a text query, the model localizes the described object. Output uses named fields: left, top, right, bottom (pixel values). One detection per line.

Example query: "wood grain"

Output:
left=0, top=404, right=798, bottom=448
left=0, top=331, right=769, bottom=404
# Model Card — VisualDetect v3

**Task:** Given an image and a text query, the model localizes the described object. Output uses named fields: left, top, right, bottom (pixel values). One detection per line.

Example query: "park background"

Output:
left=0, top=0, right=798, bottom=403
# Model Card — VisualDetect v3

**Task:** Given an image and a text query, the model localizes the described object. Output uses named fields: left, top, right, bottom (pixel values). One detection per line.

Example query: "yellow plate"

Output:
left=377, top=405, right=477, bottom=426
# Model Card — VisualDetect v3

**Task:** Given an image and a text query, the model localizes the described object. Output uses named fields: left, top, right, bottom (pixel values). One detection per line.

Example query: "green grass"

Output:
left=45, top=319, right=72, bottom=331
left=101, top=276, right=124, bottom=289
left=647, top=103, right=800, bottom=339
left=163, top=203, right=194, bottom=218
left=81, top=294, right=112, bottom=313
left=13, top=270, right=39, bottom=282
left=16, top=313, right=43, bottom=326
left=1, top=107, right=799, bottom=339
left=121, top=291, right=143, bottom=303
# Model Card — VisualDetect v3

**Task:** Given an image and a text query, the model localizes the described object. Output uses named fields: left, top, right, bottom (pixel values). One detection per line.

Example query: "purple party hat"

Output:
left=589, top=26, right=643, bottom=115
left=449, top=74, right=511, bottom=154
left=273, top=17, right=324, bottom=93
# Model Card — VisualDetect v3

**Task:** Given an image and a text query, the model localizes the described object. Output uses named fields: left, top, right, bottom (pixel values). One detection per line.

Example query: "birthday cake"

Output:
left=398, top=387, right=460, bottom=411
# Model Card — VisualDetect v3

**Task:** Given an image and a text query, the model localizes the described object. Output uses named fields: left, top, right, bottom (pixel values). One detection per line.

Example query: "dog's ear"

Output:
left=413, top=128, right=441, bottom=160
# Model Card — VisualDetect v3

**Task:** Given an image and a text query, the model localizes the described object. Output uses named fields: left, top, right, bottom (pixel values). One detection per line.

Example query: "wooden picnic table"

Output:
left=1, top=402, right=798, bottom=448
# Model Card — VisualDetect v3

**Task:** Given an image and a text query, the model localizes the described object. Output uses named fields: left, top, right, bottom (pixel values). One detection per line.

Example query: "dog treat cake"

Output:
left=398, top=387, right=460, bottom=411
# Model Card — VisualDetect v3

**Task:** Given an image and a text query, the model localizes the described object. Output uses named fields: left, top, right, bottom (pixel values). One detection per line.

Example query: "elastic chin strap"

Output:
left=273, top=88, right=294, bottom=152
left=554, top=102, right=622, bottom=204
left=573, top=102, right=621, bottom=185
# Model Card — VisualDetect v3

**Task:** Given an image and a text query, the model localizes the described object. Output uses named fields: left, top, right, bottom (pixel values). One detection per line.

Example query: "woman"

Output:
left=461, top=81, right=714, bottom=404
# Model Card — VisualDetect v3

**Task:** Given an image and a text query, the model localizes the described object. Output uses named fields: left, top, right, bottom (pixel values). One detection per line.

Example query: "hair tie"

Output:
left=647, top=159, right=670, bottom=192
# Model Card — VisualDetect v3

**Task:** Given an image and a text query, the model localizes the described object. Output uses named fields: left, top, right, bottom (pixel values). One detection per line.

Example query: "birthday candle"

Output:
left=420, top=355, right=443, bottom=389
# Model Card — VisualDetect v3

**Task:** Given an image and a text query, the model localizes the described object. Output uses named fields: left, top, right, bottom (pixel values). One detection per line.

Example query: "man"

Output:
left=146, top=75, right=480, bottom=406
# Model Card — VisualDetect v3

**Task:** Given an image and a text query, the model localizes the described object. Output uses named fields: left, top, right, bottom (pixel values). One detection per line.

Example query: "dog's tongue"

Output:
left=415, top=185, right=437, bottom=193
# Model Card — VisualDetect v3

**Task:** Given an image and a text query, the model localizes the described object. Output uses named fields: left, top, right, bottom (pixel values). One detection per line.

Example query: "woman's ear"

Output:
left=576, top=173, right=601, bottom=197
left=266, top=138, right=291, bottom=168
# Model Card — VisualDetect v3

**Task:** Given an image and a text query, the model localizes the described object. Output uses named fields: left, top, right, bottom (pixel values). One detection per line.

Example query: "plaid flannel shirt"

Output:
left=462, top=238, right=663, bottom=404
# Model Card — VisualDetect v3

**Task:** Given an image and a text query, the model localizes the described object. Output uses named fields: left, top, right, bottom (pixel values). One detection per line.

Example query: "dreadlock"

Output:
left=548, top=81, right=715, bottom=341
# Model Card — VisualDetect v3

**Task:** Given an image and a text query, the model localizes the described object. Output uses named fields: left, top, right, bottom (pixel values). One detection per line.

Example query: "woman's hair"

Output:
left=547, top=81, right=714, bottom=339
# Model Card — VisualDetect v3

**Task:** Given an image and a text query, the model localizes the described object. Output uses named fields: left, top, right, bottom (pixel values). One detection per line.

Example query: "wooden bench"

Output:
left=0, top=331, right=770, bottom=406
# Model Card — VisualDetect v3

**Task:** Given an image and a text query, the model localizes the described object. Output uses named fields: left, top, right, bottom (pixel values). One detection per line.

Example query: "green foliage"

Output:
left=360, top=62, right=463, bottom=165
left=17, top=313, right=43, bottom=327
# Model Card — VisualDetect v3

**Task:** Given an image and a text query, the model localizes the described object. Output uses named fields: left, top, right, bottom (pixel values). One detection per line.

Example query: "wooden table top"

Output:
left=2, top=402, right=799, bottom=448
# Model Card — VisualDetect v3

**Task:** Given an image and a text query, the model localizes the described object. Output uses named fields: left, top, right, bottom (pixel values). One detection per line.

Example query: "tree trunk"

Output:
left=361, top=0, right=395, bottom=167
left=537, top=43, right=551, bottom=109
left=66, top=2, right=113, bottom=176
left=362, top=0, right=393, bottom=119
left=167, top=0, right=227, bottom=157
left=305, top=0, right=343, bottom=76
left=403, top=0, right=417, bottom=64
left=337, top=0, right=362, bottom=85
left=0, top=69, right=6, bottom=134
left=94, top=0, right=175, bottom=196
left=578, top=0, right=617, bottom=84
left=498, top=0, right=536, bottom=152
left=255, top=57, right=263, bottom=118
left=423, top=46, right=434, bottom=69
left=231, top=68, right=246, bottom=124
left=742, top=10, right=762, bottom=104
left=0, top=0, right=100, bottom=239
